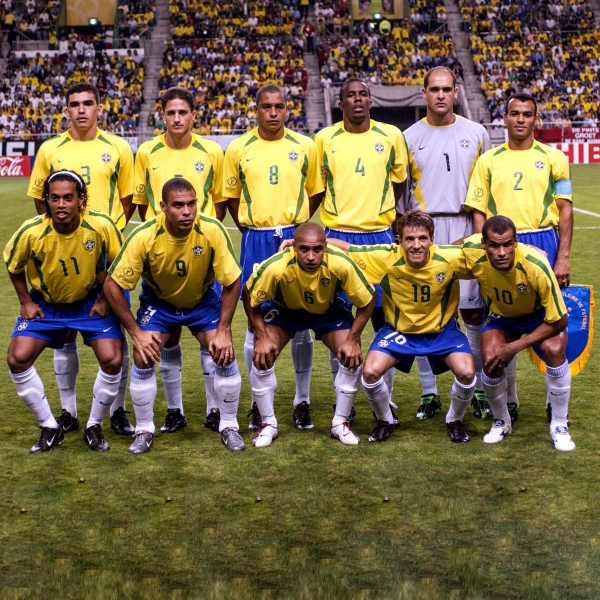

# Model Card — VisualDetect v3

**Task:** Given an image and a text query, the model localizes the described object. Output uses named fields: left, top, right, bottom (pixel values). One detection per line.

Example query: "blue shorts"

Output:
left=260, top=297, right=354, bottom=340
left=11, top=290, right=124, bottom=349
left=370, top=318, right=471, bottom=375
left=324, top=227, right=394, bottom=308
left=137, top=283, right=221, bottom=334
left=240, top=225, right=297, bottom=285
left=481, top=308, right=546, bottom=337
left=518, top=228, right=559, bottom=268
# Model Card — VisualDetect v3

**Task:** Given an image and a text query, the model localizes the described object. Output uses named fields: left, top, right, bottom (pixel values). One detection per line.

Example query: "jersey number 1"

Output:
left=58, top=257, right=80, bottom=276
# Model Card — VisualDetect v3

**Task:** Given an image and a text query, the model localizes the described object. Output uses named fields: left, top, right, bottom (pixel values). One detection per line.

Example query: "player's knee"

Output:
left=361, top=360, right=383, bottom=384
left=455, top=367, right=475, bottom=386
left=7, top=347, right=34, bottom=374
left=539, top=336, right=566, bottom=364
left=100, top=355, right=123, bottom=375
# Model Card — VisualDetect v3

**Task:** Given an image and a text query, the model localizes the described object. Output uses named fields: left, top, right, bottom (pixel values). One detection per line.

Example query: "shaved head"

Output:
left=294, top=222, right=326, bottom=243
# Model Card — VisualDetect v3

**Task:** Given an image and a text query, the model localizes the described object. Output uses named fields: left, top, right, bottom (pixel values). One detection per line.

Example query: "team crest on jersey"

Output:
left=17, top=259, right=28, bottom=269
left=101, top=153, right=111, bottom=164
left=17, top=321, right=28, bottom=331
left=123, top=267, right=134, bottom=277
left=474, top=187, right=484, bottom=198
left=516, top=283, right=527, bottom=293
left=227, top=176, right=237, bottom=187
left=193, top=245, right=204, bottom=256
left=320, top=277, right=331, bottom=286
left=378, top=339, right=390, bottom=348
left=535, top=160, right=545, bottom=170
left=256, top=290, right=268, bottom=301
left=194, top=161, right=205, bottom=173
left=289, top=151, right=298, bottom=162
left=460, top=138, right=470, bottom=149
left=136, top=184, right=146, bottom=194
left=436, top=271, right=446, bottom=283
left=83, top=239, right=95, bottom=251
left=141, top=315, right=151, bottom=325
left=374, top=143, right=384, bottom=153
left=356, top=259, right=367, bottom=269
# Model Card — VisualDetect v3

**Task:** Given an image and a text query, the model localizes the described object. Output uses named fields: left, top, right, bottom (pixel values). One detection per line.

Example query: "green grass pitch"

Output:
left=1, top=167, right=600, bottom=598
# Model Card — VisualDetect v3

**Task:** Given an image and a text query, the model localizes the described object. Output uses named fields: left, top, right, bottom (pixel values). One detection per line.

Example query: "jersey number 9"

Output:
left=175, top=260, right=187, bottom=277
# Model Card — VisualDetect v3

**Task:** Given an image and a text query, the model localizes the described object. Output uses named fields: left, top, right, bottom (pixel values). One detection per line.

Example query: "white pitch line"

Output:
left=574, top=226, right=600, bottom=230
left=574, top=207, right=600, bottom=218
left=128, top=219, right=238, bottom=231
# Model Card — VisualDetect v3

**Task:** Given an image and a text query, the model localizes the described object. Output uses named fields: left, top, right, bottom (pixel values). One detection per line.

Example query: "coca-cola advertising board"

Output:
left=0, top=156, right=32, bottom=177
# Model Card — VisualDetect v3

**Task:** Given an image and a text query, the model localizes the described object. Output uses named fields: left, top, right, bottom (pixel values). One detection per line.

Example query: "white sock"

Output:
left=446, top=376, right=476, bottom=423
left=482, top=371, right=510, bottom=423
left=362, top=376, right=394, bottom=423
left=244, top=330, right=255, bottom=408
left=130, top=365, right=157, bottom=434
left=249, top=365, right=277, bottom=427
left=416, top=356, right=438, bottom=395
left=201, top=348, right=219, bottom=413
left=506, top=355, right=518, bottom=405
left=546, top=361, right=571, bottom=428
left=383, top=367, right=395, bottom=406
left=464, top=324, right=483, bottom=390
left=160, top=344, right=183, bottom=413
left=329, top=349, right=339, bottom=387
left=214, top=360, right=242, bottom=431
left=291, top=329, right=313, bottom=406
left=111, top=337, right=129, bottom=413
left=11, top=366, right=58, bottom=428
left=54, top=341, right=79, bottom=417
left=87, top=369, right=121, bottom=427
left=332, top=365, right=361, bottom=427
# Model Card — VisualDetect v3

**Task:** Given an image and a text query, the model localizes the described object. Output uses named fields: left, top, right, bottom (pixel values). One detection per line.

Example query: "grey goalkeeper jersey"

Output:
left=399, top=115, right=492, bottom=215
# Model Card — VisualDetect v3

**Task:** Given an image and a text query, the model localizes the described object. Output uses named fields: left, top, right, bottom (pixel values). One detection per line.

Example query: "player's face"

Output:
left=294, top=235, right=326, bottom=273
left=162, top=98, right=196, bottom=136
left=47, top=180, right=84, bottom=230
left=256, top=91, right=287, bottom=137
left=400, top=225, right=433, bottom=269
left=482, top=230, right=517, bottom=271
left=160, top=189, right=197, bottom=237
left=504, top=99, right=536, bottom=142
left=422, top=71, right=456, bottom=120
left=339, top=81, right=371, bottom=124
left=65, top=92, right=101, bottom=135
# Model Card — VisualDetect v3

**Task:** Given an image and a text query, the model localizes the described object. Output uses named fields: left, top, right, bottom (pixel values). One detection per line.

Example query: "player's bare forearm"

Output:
left=218, top=278, right=240, bottom=330
left=392, top=180, right=406, bottom=204
left=472, top=210, right=486, bottom=233
left=325, top=238, right=351, bottom=252
left=8, top=270, right=44, bottom=319
left=226, top=197, right=243, bottom=231
left=554, top=199, right=573, bottom=283
left=338, top=296, right=375, bottom=368
left=137, top=203, right=148, bottom=222
left=215, top=201, right=227, bottom=222
left=89, top=290, right=111, bottom=317
left=242, top=287, right=266, bottom=336
left=309, top=192, right=324, bottom=217
left=122, top=195, right=135, bottom=223
left=209, top=279, right=239, bottom=365
left=33, top=198, right=45, bottom=216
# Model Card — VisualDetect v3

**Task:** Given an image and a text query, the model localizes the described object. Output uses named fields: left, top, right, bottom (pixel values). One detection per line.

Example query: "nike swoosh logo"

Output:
left=86, top=435, right=93, bottom=444
left=493, top=166, right=500, bottom=170
left=246, top=157, right=255, bottom=162
left=47, top=434, right=56, bottom=445
left=103, top=327, right=112, bottom=332
left=154, top=251, right=165, bottom=257
left=211, top=318, right=219, bottom=323
left=57, top=158, right=66, bottom=163
left=456, top=344, right=465, bottom=349
left=223, top=399, right=237, bottom=403
left=468, top=296, right=477, bottom=301
left=152, top=166, right=160, bottom=170
left=418, top=145, right=426, bottom=150
left=336, top=321, right=344, bottom=327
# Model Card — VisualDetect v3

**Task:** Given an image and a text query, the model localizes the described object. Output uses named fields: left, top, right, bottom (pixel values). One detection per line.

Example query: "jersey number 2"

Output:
left=513, top=172, right=523, bottom=191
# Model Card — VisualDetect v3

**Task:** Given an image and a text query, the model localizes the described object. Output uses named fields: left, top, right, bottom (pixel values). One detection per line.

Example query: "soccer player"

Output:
left=329, top=211, right=476, bottom=444
left=133, top=86, right=226, bottom=436
left=243, top=223, right=376, bottom=447
left=465, top=92, right=573, bottom=422
left=6, top=171, right=125, bottom=453
left=27, top=82, right=135, bottom=437
left=104, top=177, right=244, bottom=454
left=401, top=66, right=492, bottom=421
left=313, top=77, right=408, bottom=416
left=461, top=216, right=574, bottom=451
left=223, top=84, right=324, bottom=431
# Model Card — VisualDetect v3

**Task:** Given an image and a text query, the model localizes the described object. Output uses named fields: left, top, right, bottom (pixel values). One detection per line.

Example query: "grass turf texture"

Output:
left=0, top=168, right=599, bottom=598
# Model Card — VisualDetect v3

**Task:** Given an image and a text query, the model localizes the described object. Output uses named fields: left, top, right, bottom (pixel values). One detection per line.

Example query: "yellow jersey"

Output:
left=315, top=120, right=408, bottom=230
left=347, top=243, right=473, bottom=333
left=462, top=235, right=567, bottom=321
left=247, top=246, right=374, bottom=313
left=109, top=213, right=241, bottom=309
left=28, top=129, right=135, bottom=230
left=465, top=141, right=571, bottom=231
left=4, top=211, right=123, bottom=303
left=223, top=127, right=323, bottom=227
left=133, top=133, right=225, bottom=219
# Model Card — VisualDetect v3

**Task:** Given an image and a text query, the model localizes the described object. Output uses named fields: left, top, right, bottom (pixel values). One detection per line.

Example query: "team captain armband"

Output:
left=554, top=180, right=572, bottom=196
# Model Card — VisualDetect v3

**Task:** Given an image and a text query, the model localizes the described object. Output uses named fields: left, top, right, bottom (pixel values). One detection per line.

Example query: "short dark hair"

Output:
left=505, top=93, right=537, bottom=115
left=423, top=66, right=456, bottom=89
left=160, top=86, right=195, bottom=111
left=398, top=210, right=434, bottom=239
left=256, top=84, right=286, bottom=105
left=339, top=77, right=369, bottom=102
left=66, top=82, right=100, bottom=105
left=41, top=170, right=88, bottom=217
left=482, top=215, right=517, bottom=241
left=162, top=177, right=195, bottom=204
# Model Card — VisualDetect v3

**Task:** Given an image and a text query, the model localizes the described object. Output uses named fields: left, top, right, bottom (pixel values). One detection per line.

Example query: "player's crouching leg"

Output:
left=249, top=366, right=279, bottom=448
left=361, top=354, right=396, bottom=444
left=214, top=360, right=245, bottom=451
left=331, top=364, right=361, bottom=445
left=128, top=365, right=157, bottom=454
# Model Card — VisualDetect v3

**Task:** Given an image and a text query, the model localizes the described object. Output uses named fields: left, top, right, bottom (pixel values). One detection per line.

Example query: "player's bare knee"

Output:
left=7, top=348, right=34, bottom=374
left=455, top=368, right=475, bottom=386
left=99, top=354, right=123, bottom=375
left=362, top=361, right=383, bottom=384
left=539, top=338, right=566, bottom=366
